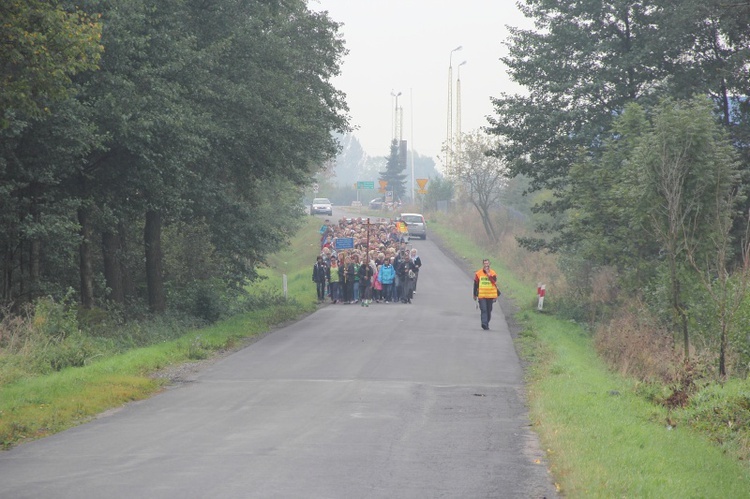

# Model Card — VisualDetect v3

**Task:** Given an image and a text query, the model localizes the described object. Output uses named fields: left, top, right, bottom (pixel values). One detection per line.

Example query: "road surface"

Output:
left=0, top=217, right=557, bottom=498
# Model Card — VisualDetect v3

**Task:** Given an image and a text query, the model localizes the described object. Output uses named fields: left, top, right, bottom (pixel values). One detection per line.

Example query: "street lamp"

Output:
left=456, top=60, right=467, bottom=155
left=391, top=90, right=402, bottom=141
left=446, top=45, right=462, bottom=170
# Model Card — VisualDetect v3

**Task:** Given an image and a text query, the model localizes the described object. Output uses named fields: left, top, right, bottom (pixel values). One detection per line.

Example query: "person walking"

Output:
left=409, top=248, right=421, bottom=294
left=344, top=254, right=356, bottom=304
left=473, top=259, right=500, bottom=330
left=312, top=255, right=329, bottom=302
left=328, top=256, right=341, bottom=303
left=372, top=263, right=382, bottom=303
left=378, top=258, right=396, bottom=303
left=352, top=254, right=361, bottom=303
left=396, top=253, right=415, bottom=303
left=358, top=257, right=374, bottom=307
left=392, top=250, right=403, bottom=303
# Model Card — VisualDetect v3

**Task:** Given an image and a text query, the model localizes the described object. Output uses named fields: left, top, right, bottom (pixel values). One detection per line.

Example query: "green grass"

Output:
left=429, top=218, right=750, bottom=497
left=257, top=216, right=323, bottom=305
left=0, top=216, right=323, bottom=449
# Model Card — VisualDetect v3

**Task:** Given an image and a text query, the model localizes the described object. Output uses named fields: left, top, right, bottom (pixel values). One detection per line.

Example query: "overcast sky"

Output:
left=310, top=0, right=533, bottom=165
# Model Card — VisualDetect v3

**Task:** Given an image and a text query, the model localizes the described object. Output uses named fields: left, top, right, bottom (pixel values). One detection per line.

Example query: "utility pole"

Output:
left=410, top=88, right=415, bottom=203
left=391, top=90, right=402, bottom=141
left=456, top=60, right=467, bottom=156
left=446, top=45, right=462, bottom=170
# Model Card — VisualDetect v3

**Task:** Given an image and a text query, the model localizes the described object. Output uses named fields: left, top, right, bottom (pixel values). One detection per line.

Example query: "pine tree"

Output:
left=378, top=139, right=407, bottom=202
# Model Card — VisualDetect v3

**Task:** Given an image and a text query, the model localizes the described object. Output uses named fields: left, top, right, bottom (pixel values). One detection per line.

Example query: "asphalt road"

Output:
left=0, top=215, right=557, bottom=498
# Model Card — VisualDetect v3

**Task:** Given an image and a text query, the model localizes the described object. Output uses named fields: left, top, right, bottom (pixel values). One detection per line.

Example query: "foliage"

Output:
left=0, top=0, right=349, bottom=317
left=379, top=139, right=407, bottom=201
left=488, top=0, right=750, bottom=253
left=727, top=292, right=750, bottom=377
left=422, top=175, right=454, bottom=212
left=0, top=0, right=103, bottom=127
left=565, top=96, right=743, bottom=367
left=446, top=130, right=507, bottom=242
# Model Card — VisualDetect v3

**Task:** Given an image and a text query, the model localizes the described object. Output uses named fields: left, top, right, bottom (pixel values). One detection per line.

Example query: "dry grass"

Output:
left=445, top=207, right=565, bottom=299
left=593, top=300, right=682, bottom=384
left=444, top=206, right=699, bottom=386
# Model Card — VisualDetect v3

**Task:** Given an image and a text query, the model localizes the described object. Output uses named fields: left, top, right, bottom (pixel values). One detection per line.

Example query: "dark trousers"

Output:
left=315, top=281, right=326, bottom=301
left=329, top=282, right=340, bottom=302
left=382, top=283, right=393, bottom=301
left=479, top=298, right=494, bottom=328
left=362, top=282, right=372, bottom=301
left=343, top=280, right=353, bottom=303
left=400, top=278, right=413, bottom=301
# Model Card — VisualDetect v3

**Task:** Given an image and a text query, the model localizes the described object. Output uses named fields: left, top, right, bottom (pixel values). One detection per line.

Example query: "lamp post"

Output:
left=456, top=60, right=467, bottom=157
left=410, top=88, right=415, bottom=203
left=446, top=45, right=462, bottom=170
left=391, top=90, right=402, bottom=141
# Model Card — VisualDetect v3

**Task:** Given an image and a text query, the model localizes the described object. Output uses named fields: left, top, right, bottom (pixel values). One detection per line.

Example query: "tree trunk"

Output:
left=30, top=239, right=40, bottom=293
left=477, top=203, right=497, bottom=242
left=102, top=230, right=125, bottom=304
left=720, top=321, right=727, bottom=378
left=144, top=210, right=166, bottom=313
left=78, top=207, right=95, bottom=309
left=119, top=223, right=136, bottom=299
left=669, top=255, right=689, bottom=360
left=2, top=243, right=11, bottom=302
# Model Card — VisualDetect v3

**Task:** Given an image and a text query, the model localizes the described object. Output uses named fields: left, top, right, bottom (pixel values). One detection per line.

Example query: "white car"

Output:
left=400, top=213, right=427, bottom=239
left=310, top=197, right=333, bottom=216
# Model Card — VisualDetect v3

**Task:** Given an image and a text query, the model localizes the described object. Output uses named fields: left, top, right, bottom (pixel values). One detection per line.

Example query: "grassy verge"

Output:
left=0, top=216, right=322, bottom=449
left=428, top=218, right=750, bottom=497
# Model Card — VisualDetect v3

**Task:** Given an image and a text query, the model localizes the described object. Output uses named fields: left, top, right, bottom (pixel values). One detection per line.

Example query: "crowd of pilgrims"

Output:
left=312, top=217, right=422, bottom=306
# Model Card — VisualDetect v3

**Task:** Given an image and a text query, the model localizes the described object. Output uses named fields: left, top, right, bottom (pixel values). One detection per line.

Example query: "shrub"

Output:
left=32, top=291, right=79, bottom=342
left=33, top=331, right=102, bottom=372
left=728, top=292, right=750, bottom=377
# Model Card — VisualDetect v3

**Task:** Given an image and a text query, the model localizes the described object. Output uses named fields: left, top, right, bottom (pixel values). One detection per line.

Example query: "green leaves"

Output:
left=0, top=0, right=350, bottom=315
left=0, top=1, right=103, bottom=127
left=489, top=0, right=748, bottom=253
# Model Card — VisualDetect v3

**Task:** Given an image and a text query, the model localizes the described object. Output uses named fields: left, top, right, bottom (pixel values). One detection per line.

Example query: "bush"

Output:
left=33, top=292, right=79, bottom=342
left=728, top=293, right=750, bottom=377
left=33, top=331, right=102, bottom=372
left=192, top=282, right=226, bottom=324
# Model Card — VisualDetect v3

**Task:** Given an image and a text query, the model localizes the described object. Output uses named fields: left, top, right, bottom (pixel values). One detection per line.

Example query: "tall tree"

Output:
left=379, top=139, right=407, bottom=202
left=447, top=131, right=507, bottom=242
left=0, top=0, right=350, bottom=316
left=0, top=1, right=102, bottom=127
left=568, top=103, right=660, bottom=284
left=487, top=0, right=746, bottom=252
left=76, top=0, right=200, bottom=311
left=572, top=97, right=742, bottom=358
left=422, top=175, right=454, bottom=212
left=623, top=97, right=741, bottom=359
left=177, top=0, right=349, bottom=288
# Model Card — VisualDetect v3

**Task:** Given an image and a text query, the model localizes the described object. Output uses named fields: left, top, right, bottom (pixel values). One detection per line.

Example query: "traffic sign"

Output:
left=357, top=181, right=375, bottom=189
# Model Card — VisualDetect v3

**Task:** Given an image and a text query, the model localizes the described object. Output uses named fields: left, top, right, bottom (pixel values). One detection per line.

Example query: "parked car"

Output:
left=310, top=197, right=333, bottom=216
left=369, top=197, right=384, bottom=210
left=400, top=212, right=427, bottom=239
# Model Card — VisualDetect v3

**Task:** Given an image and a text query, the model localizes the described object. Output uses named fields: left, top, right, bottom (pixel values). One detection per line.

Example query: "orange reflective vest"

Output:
left=474, top=269, right=499, bottom=299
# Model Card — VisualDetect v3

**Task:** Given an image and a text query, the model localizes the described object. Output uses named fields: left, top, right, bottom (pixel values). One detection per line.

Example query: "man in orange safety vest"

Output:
left=473, top=258, right=500, bottom=330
